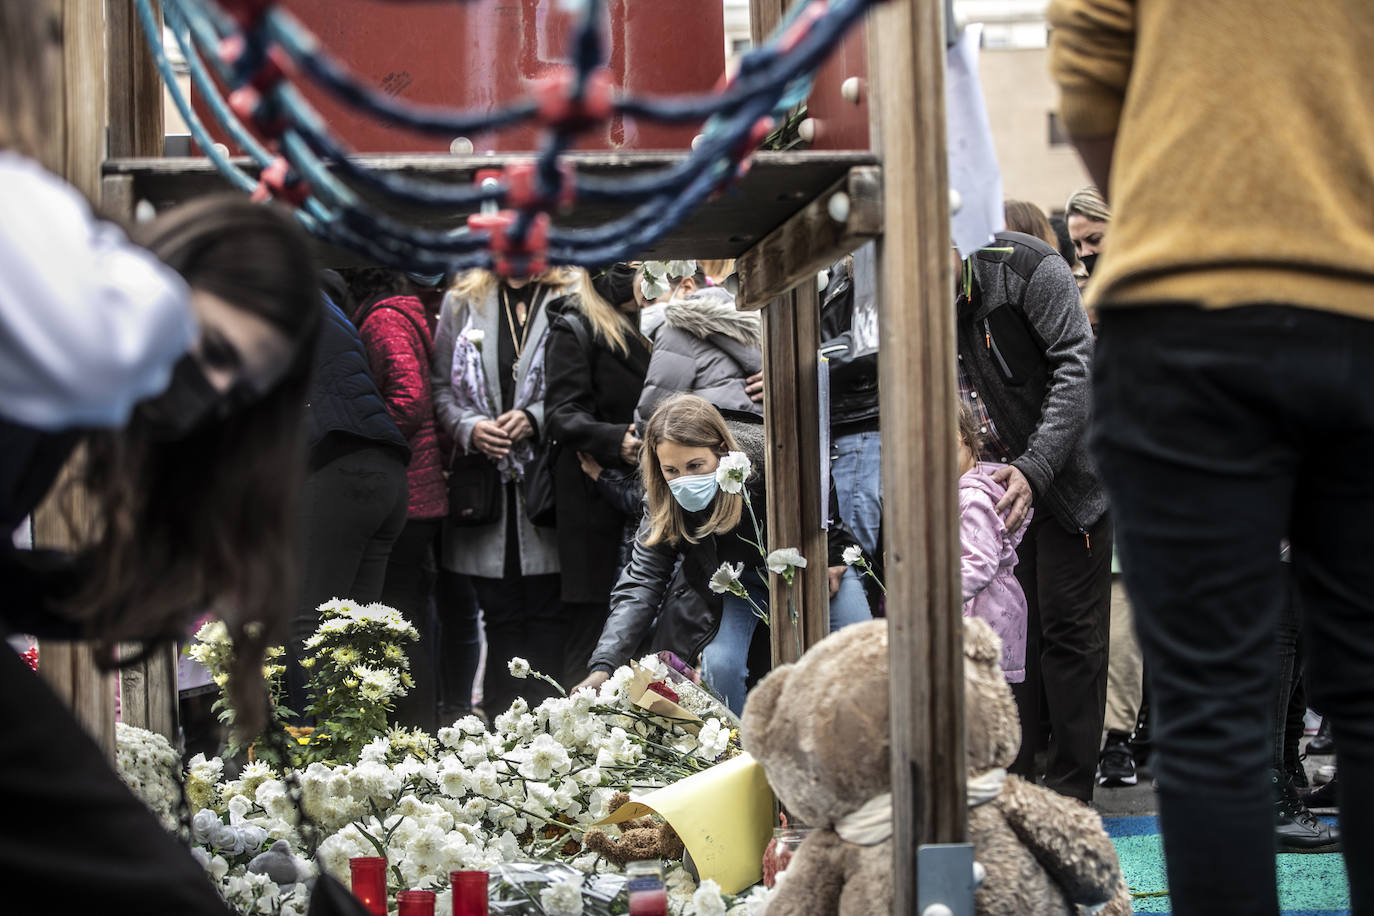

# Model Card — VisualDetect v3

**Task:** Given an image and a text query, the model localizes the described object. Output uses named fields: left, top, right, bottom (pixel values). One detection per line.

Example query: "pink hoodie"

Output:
left=959, top=462, right=1029, bottom=683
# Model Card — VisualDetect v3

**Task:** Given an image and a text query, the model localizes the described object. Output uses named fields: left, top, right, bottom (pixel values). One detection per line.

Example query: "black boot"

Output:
left=1301, top=769, right=1341, bottom=812
left=1307, top=718, right=1335, bottom=755
left=1274, top=770, right=1341, bottom=854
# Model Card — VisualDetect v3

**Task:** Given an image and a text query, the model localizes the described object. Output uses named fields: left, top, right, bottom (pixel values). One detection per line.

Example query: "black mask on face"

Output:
left=137, top=354, right=242, bottom=440
left=1079, top=252, right=1099, bottom=276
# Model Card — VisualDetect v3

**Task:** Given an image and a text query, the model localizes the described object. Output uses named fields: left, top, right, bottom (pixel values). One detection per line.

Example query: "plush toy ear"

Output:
left=741, top=664, right=792, bottom=758
left=962, top=617, right=1002, bottom=667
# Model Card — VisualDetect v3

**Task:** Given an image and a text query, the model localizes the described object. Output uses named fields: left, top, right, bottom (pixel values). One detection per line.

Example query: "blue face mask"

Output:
left=667, top=472, right=719, bottom=512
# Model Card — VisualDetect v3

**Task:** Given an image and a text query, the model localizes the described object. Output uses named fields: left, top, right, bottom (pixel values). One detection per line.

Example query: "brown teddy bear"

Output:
left=741, top=617, right=1133, bottom=916
left=582, top=792, right=686, bottom=867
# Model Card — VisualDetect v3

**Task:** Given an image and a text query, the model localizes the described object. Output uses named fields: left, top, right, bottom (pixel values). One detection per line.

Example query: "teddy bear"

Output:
left=582, top=792, right=686, bottom=867
left=741, top=617, right=1133, bottom=916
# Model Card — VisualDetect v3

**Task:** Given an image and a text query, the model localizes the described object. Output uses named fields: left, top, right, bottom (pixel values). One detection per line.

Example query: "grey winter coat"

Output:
left=634, top=287, right=763, bottom=433
left=432, top=281, right=575, bottom=578
left=957, top=231, right=1107, bottom=533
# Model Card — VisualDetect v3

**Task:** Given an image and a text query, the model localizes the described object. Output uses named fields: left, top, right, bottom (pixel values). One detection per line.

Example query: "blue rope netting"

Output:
left=134, top=0, right=882, bottom=275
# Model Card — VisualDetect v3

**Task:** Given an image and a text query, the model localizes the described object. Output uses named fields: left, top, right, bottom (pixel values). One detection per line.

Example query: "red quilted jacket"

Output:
left=355, top=295, right=448, bottom=520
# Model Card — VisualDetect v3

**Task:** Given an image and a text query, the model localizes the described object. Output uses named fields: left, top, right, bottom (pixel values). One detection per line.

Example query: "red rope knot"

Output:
left=218, top=34, right=295, bottom=95
left=467, top=210, right=552, bottom=278
left=217, top=0, right=276, bottom=30
left=532, top=65, right=614, bottom=134
left=229, top=85, right=288, bottom=142
left=251, top=156, right=310, bottom=207
left=503, top=160, right=576, bottom=212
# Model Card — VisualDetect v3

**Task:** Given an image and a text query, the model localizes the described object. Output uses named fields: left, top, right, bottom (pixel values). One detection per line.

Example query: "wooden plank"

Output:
left=103, top=151, right=877, bottom=264
left=760, top=302, right=807, bottom=667
left=119, top=645, right=179, bottom=739
left=790, top=283, right=831, bottom=653
left=106, top=0, right=165, bottom=158
left=869, top=0, right=966, bottom=909
left=30, top=0, right=117, bottom=759
left=735, top=166, right=883, bottom=310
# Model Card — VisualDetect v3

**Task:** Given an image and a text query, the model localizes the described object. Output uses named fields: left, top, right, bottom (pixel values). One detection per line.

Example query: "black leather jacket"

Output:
left=587, top=414, right=859, bottom=672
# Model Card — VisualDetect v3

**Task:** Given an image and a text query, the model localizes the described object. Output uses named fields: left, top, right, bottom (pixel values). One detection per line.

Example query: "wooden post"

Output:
left=104, top=2, right=181, bottom=740
left=749, top=0, right=830, bottom=666
left=869, top=0, right=967, bottom=910
left=32, top=0, right=114, bottom=755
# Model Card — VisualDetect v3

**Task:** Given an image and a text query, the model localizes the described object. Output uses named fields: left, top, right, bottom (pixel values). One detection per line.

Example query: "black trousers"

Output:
left=1093, top=305, right=1374, bottom=915
left=435, top=567, right=481, bottom=718
left=563, top=600, right=609, bottom=689
left=288, top=446, right=408, bottom=716
left=1008, top=508, right=1113, bottom=802
left=471, top=572, right=565, bottom=717
left=0, top=647, right=232, bottom=913
left=383, top=517, right=442, bottom=734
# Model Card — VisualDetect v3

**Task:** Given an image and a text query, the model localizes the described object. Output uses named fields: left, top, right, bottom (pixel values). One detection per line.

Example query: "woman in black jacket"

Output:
left=543, top=264, right=652, bottom=685
left=575, top=395, right=872, bottom=714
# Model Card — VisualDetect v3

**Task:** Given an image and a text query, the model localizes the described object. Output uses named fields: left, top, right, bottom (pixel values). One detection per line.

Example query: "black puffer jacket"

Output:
left=587, top=413, right=859, bottom=672
left=306, top=300, right=410, bottom=468
left=820, top=260, right=880, bottom=436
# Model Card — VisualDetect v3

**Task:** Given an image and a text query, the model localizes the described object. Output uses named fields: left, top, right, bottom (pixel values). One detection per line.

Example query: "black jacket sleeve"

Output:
left=593, top=468, right=645, bottom=518
left=588, top=514, right=677, bottom=672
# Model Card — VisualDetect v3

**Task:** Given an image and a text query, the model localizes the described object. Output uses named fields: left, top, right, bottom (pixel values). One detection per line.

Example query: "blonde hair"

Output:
left=699, top=259, right=736, bottom=285
left=1065, top=185, right=1112, bottom=224
left=0, top=4, right=59, bottom=161
left=573, top=271, right=645, bottom=358
left=1003, top=199, right=1058, bottom=249
left=641, top=394, right=747, bottom=547
left=448, top=266, right=583, bottom=308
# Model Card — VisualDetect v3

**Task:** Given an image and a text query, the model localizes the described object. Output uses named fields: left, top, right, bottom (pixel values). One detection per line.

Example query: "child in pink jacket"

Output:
left=957, top=403, right=1029, bottom=682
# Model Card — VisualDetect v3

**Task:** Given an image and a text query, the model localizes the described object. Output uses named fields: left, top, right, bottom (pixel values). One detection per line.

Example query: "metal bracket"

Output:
left=917, top=843, right=976, bottom=916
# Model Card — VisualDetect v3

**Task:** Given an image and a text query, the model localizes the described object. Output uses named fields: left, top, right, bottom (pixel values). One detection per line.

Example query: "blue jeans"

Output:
left=1093, top=305, right=1374, bottom=915
left=702, top=567, right=873, bottom=715
left=831, top=431, right=883, bottom=556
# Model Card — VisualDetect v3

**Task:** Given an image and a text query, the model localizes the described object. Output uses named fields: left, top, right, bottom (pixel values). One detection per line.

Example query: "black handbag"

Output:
left=447, top=450, right=502, bottom=527
left=524, top=441, right=559, bottom=528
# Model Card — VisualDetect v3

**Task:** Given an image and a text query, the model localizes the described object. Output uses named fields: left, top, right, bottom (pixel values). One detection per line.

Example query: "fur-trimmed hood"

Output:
left=663, top=287, right=761, bottom=347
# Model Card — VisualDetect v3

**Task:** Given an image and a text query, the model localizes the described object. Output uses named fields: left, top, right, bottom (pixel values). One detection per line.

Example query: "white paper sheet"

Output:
left=946, top=24, right=1005, bottom=256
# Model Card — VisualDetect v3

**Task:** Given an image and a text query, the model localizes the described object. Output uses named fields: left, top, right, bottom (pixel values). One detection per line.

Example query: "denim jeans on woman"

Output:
left=702, top=567, right=873, bottom=715
left=1092, top=304, right=1374, bottom=916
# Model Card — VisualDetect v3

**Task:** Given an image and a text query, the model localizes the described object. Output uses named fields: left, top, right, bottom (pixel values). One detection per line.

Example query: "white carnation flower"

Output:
left=715, top=450, right=752, bottom=494
left=692, top=878, right=728, bottom=916
left=709, top=562, right=744, bottom=595
left=766, top=547, right=808, bottom=575
left=464, top=327, right=486, bottom=349
left=507, top=657, right=531, bottom=679
left=540, top=875, right=585, bottom=916
left=842, top=544, right=863, bottom=566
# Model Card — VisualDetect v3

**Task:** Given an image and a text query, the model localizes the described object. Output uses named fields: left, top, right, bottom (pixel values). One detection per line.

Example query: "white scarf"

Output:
left=832, top=768, right=1008, bottom=847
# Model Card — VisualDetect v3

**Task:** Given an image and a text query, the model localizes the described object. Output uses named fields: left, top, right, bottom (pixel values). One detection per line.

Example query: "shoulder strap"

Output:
left=561, top=310, right=593, bottom=353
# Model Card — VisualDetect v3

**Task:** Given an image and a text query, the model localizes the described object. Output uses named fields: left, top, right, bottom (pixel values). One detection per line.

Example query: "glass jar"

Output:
left=763, top=826, right=813, bottom=888
left=626, top=860, right=668, bottom=916
left=397, top=889, right=436, bottom=916
left=349, top=857, right=388, bottom=916
left=450, top=870, right=489, bottom=916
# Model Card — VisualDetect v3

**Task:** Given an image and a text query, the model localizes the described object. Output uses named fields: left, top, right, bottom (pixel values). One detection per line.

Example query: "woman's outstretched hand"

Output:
left=572, top=670, right=611, bottom=694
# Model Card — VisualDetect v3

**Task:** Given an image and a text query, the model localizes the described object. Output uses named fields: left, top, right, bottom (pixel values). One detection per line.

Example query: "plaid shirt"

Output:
left=957, top=354, right=1015, bottom=464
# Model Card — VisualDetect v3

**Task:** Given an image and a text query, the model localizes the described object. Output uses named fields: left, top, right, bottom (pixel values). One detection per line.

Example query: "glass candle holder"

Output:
left=450, top=870, right=489, bottom=916
left=397, top=889, right=437, bottom=916
left=626, top=860, right=667, bottom=916
left=349, top=856, right=388, bottom=916
left=763, top=826, right=813, bottom=888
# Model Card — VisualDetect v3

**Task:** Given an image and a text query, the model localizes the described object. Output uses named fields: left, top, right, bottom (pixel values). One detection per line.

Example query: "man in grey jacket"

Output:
left=956, top=230, right=1112, bottom=802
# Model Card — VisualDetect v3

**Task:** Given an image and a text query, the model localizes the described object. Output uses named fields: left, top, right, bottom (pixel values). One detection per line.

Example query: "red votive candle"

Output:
left=349, top=856, right=388, bottom=916
left=397, top=889, right=437, bottom=916
left=450, top=870, right=489, bottom=916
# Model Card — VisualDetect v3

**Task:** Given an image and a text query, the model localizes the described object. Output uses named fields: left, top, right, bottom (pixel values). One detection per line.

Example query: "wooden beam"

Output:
left=31, top=0, right=117, bottom=758
left=106, top=0, right=165, bottom=159
left=736, top=166, right=883, bottom=311
left=869, top=0, right=966, bottom=911
left=104, top=151, right=876, bottom=264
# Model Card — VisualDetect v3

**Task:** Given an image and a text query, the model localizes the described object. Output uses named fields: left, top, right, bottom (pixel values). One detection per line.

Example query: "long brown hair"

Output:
left=1003, top=199, right=1058, bottom=249
left=71, top=197, right=322, bottom=735
left=0, top=3, right=60, bottom=161
left=640, top=395, right=747, bottom=547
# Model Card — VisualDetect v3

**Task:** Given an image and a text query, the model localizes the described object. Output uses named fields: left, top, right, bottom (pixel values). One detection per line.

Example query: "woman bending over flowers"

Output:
left=573, top=394, right=871, bottom=714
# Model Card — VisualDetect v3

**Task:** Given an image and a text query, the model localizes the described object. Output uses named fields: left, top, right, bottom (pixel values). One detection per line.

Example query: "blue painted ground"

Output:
left=1104, top=816, right=1350, bottom=915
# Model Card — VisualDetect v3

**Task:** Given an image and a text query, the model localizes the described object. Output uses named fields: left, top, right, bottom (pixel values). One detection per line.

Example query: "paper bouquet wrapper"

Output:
left=627, top=658, right=740, bottom=732
left=594, top=752, right=775, bottom=895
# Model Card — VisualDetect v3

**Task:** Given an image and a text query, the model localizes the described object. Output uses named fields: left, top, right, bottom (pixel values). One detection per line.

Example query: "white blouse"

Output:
left=0, top=152, right=195, bottom=431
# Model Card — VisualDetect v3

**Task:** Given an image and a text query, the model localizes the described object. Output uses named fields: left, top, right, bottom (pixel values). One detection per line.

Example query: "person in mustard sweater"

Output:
left=1049, top=2, right=1374, bottom=913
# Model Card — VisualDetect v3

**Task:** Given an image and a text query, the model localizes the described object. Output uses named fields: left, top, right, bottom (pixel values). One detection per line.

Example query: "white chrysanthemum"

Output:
left=507, top=657, right=531, bottom=679
left=842, top=544, right=864, bottom=566
left=540, top=875, right=585, bottom=916
left=695, top=718, right=731, bottom=761
left=766, top=547, right=808, bottom=575
left=518, top=733, right=572, bottom=780
left=715, top=450, right=752, bottom=494
left=692, top=878, right=728, bottom=916
left=709, top=562, right=744, bottom=595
